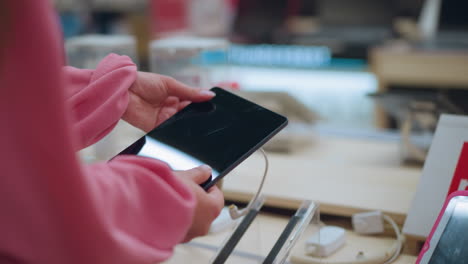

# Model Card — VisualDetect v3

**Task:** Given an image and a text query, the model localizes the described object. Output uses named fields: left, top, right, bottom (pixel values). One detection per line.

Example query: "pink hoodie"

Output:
left=0, top=1, right=195, bottom=263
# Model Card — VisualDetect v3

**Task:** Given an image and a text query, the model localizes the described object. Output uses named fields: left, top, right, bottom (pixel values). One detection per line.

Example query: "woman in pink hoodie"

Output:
left=0, top=1, right=224, bottom=263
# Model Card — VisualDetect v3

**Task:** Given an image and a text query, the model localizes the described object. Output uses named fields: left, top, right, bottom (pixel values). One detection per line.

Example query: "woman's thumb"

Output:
left=178, top=165, right=212, bottom=184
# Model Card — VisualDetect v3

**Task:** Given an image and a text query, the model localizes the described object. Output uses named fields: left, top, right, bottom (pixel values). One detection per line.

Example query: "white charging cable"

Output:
left=228, top=148, right=269, bottom=219
left=382, top=214, right=404, bottom=264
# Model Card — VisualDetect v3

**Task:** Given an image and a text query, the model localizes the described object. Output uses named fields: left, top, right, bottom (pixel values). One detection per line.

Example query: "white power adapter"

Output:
left=352, top=211, right=385, bottom=234
left=305, top=226, right=346, bottom=257
left=292, top=213, right=403, bottom=264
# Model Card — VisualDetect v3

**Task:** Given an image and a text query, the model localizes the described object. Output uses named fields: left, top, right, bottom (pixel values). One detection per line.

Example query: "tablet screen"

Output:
left=428, top=199, right=468, bottom=263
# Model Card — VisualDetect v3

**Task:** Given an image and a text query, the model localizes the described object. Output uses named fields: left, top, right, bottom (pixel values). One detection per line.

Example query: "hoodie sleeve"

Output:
left=0, top=1, right=195, bottom=263
left=64, top=54, right=137, bottom=150
left=77, top=156, right=196, bottom=263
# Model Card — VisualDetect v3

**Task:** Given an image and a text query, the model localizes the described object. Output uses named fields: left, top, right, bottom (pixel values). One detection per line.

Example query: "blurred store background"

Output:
left=54, top=0, right=468, bottom=163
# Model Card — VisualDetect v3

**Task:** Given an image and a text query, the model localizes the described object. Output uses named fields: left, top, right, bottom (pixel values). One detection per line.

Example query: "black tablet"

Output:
left=117, top=87, right=288, bottom=190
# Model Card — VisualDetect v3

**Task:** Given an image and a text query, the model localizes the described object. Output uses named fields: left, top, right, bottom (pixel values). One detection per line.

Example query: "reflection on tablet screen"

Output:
left=138, top=136, right=220, bottom=178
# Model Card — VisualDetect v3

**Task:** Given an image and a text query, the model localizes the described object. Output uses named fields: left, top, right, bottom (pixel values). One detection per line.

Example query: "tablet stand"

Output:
left=209, top=198, right=319, bottom=264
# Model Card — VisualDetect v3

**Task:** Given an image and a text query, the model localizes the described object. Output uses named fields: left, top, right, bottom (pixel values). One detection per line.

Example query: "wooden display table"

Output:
left=163, top=213, right=417, bottom=264
left=222, top=134, right=421, bottom=225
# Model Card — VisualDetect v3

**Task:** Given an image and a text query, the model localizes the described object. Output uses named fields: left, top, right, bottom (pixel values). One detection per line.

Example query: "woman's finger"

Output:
left=162, top=76, right=215, bottom=102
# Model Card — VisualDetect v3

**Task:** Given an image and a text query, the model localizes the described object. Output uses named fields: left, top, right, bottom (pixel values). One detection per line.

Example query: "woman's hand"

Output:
left=122, top=72, right=215, bottom=132
left=173, top=165, right=224, bottom=242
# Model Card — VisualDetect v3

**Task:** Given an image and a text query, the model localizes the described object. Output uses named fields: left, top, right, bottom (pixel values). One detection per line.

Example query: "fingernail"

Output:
left=199, top=164, right=212, bottom=171
left=200, top=90, right=215, bottom=96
